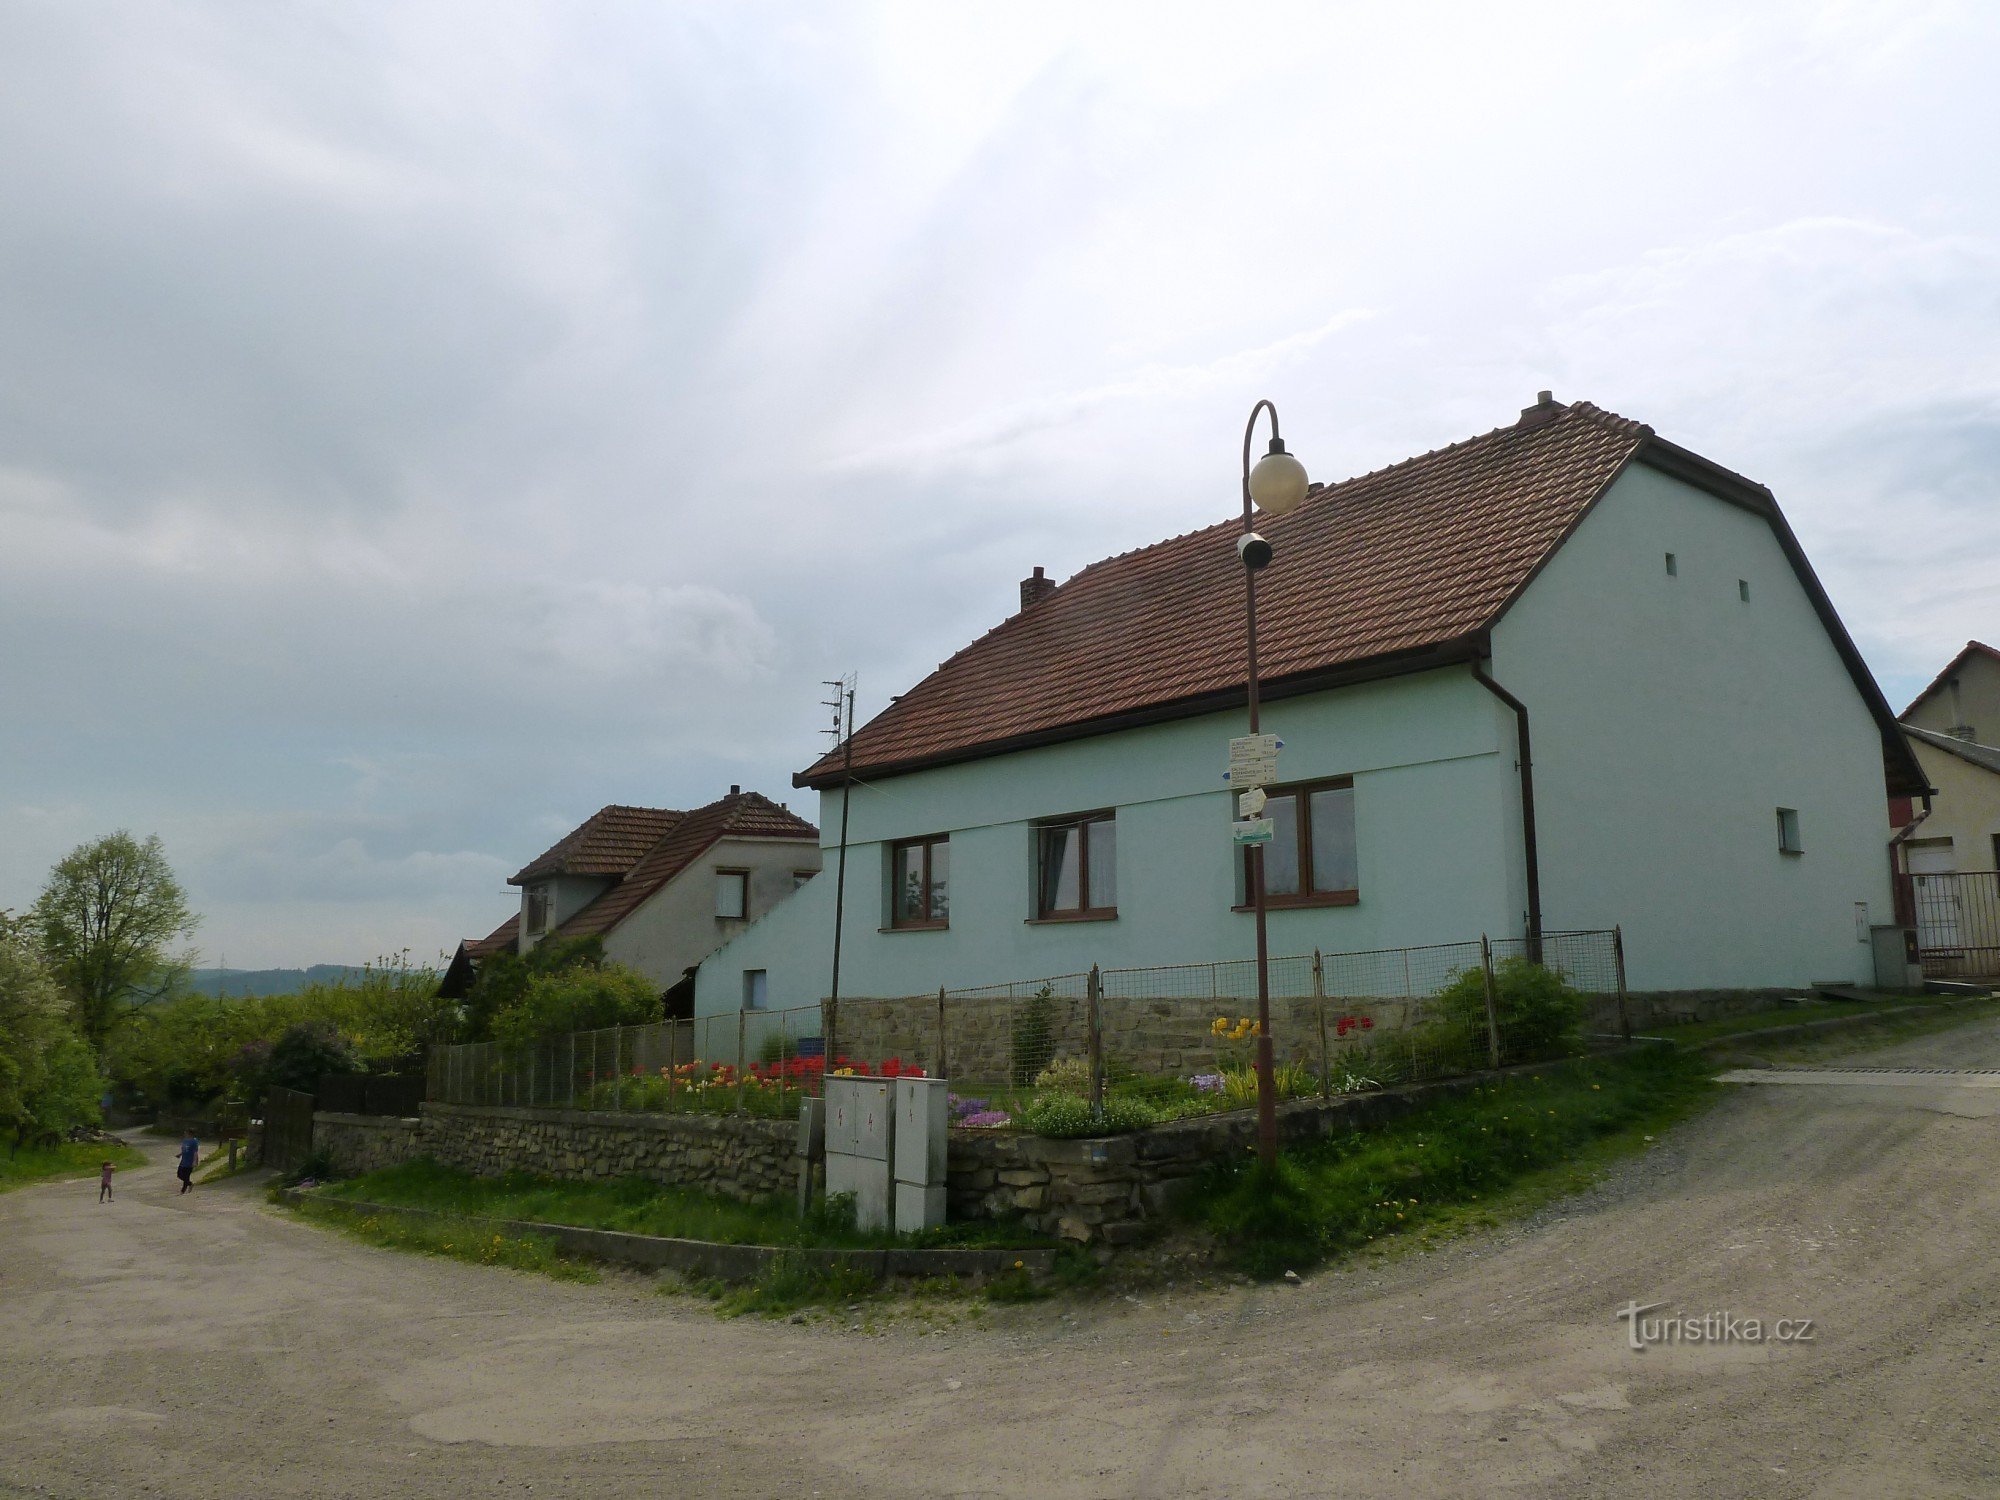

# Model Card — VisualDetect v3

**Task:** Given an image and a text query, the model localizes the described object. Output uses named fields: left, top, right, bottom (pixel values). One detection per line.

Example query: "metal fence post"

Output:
left=612, top=1026, right=623, bottom=1112
left=1087, top=965, right=1104, bottom=1115
left=737, top=1008, right=748, bottom=1114
left=1612, top=925, right=1633, bottom=1041
left=936, top=986, right=949, bottom=1080
left=824, top=996, right=839, bottom=1082
left=1479, top=935, right=1502, bottom=1070
left=1314, top=948, right=1330, bottom=1100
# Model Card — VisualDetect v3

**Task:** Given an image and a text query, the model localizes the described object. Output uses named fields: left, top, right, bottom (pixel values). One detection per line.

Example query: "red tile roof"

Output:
left=509, top=805, right=685, bottom=886
left=1902, top=641, right=2000, bottom=720
left=555, top=791, right=819, bottom=940
left=464, top=912, right=519, bottom=961
left=797, top=396, right=1927, bottom=798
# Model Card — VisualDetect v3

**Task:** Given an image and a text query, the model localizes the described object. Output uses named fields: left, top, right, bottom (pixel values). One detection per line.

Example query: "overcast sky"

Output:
left=3, top=1, right=1996, bottom=969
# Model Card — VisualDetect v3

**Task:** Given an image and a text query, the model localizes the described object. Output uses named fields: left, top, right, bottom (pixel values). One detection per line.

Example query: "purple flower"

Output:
left=1189, top=1074, right=1225, bottom=1093
left=950, top=1095, right=992, bottom=1119
left=959, top=1110, right=1011, bottom=1129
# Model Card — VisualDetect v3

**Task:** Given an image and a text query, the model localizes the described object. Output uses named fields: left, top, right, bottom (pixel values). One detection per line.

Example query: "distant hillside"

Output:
left=186, top=965, right=367, bottom=998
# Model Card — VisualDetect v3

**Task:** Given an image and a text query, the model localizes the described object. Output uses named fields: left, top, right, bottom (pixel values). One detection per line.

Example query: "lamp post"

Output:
left=1238, top=399, right=1310, bottom=1169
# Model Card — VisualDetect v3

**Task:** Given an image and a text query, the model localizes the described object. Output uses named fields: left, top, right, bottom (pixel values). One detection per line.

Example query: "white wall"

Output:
left=695, top=669, right=1522, bottom=1016
left=1490, top=462, right=1895, bottom=989
left=604, top=836, right=820, bottom=991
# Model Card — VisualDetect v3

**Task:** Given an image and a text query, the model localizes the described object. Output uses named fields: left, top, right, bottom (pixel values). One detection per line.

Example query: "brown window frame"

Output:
left=524, top=884, right=552, bottom=934
left=888, top=835, right=949, bottom=930
left=715, top=868, right=751, bottom=919
left=1030, top=810, right=1118, bottom=923
left=1236, top=775, right=1359, bottom=911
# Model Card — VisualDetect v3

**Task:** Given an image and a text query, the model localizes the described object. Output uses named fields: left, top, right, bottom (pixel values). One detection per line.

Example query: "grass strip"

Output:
left=0, top=1140, right=145, bottom=1195
left=315, top=1158, right=1046, bottom=1251
left=1189, top=1046, right=1717, bottom=1278
left=1723, top=996, right=2000, bottom=1063
left=287, top=1197, right=600, bottom=1282
left=1650, top=992, right=1955, bottom=1046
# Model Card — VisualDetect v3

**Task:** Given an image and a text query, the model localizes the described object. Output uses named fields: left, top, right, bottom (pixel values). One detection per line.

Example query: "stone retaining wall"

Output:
left=312, top=1113, right=422, bottom=1177
left=418, top=1102, right=797, bottom=1202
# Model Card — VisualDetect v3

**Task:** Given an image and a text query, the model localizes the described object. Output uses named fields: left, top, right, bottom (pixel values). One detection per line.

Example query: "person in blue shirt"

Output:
left=176, top=1132, right=198, bottom=1194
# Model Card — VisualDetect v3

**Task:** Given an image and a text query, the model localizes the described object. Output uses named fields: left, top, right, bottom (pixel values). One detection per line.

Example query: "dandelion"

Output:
left=1013, top=1260, right=1024, bottom=1270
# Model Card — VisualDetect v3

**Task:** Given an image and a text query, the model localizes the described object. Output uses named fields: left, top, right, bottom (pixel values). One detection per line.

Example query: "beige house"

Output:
left=1894, top=642, right=2000, bottom=977
left=1896, top=642, right=2000, bottom=875
left=441, top=788, right=820, bottom=1011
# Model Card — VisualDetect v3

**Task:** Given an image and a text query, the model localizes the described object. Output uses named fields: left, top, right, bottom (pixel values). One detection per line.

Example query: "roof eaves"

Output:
left=794, top=635, right=1486, bottom=789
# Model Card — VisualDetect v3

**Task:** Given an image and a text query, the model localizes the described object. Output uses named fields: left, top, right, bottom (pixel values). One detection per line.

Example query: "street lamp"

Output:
left=1238, top=398, right=1308, bottom=1169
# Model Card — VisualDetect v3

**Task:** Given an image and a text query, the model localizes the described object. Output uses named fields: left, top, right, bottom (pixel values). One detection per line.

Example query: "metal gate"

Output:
left=260, top=1086, right=316, bottom=1172
left=1910, top=871, right=2000, bottom=980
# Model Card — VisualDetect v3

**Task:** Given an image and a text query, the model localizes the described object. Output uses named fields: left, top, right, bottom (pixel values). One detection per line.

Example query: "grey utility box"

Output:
left=1871, top=925, right=1922, bottom=991
left=893, top=1076, right=949, bottom=1233
left=826, top=1077, right=895, bottom=1232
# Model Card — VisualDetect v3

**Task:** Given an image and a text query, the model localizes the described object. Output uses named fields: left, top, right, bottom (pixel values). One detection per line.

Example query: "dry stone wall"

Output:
left=312, top=1113, right=422, bottom=1178
left=415, top=1103, right=796, bottom=1201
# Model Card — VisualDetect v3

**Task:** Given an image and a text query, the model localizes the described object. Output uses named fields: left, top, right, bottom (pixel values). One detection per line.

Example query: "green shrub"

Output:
left=490, top=964, right=661, bottom=1048
left=1010, top=985, right=1058, bottom=1088
left=1018, top=1090, right=1160, bottom=1137
left=265, top=1020, right=361, bottom=1096
left=1434, top=959, right=1585, bottom=1065
left=1032, top=1057, right=1090, bottom=1095
left=757, top=1032, right=801, bottom=1065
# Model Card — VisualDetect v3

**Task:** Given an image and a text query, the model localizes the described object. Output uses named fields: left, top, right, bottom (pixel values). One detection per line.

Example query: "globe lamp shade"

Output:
left=1248, top=445, right=1309, bottom=516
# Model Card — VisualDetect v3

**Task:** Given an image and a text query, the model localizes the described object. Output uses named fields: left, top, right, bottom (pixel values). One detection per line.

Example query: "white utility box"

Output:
left=826, top=1152, right=894, bottom=1231
left=893, top=1076, right=948, bottom=1185
left=895, top=1181, right=947, bottom=1234
left=826, top=1077, right=896, bottom=1231
left=893, top=1076, right=949, bottom=1231
left=827, top=1077, right=893, bottom=1160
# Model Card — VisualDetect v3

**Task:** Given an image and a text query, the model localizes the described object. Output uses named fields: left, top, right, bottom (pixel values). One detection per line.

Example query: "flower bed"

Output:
left=575, top=1055, right=926, bottom=1118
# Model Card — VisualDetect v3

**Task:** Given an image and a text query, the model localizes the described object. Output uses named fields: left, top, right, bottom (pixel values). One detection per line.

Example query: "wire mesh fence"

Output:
left=427, top=929, right=1628, bottom=1129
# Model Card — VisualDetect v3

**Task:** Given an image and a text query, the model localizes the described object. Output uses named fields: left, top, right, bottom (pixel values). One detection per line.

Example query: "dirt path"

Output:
left=4, top=1021, right=1999, bottom=1500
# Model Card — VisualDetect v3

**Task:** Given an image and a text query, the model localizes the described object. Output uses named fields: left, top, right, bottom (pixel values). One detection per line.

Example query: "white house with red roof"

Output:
left=441, top=788, right=820, bottom=1010
left=694, top=394, right=1926, bottom=1016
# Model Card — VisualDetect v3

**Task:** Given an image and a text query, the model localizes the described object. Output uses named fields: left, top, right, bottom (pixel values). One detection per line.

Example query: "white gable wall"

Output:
left=1489, top=462, right=1892, bottom=990
left=603, top=835, right=820, bottom=992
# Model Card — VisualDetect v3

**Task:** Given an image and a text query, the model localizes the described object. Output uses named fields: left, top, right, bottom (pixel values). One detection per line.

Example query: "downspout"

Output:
left=1471, top=660, right=1543, bottom=963
left=1887, top=797, right=1933, bottom=929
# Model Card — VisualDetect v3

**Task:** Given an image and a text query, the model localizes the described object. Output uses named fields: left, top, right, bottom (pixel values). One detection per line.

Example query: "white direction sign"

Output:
left=1232, top=818, right=1275, bottom=846
left=1224, top=732, right=1281, bottom=789
left=1237, top=787, right=1267, bottom=819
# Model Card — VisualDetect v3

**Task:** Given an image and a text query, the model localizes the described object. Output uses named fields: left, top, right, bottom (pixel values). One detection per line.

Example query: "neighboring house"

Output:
left=441, top=788, right=821, bottom=1010
left=694, top=394, right=1926, bottom=1014
left=1890, top=644, right=2000, bottom=976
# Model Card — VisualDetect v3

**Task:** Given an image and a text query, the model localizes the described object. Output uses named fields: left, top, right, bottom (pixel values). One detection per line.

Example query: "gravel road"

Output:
left=4, top=1018, right=1998, bottom=1500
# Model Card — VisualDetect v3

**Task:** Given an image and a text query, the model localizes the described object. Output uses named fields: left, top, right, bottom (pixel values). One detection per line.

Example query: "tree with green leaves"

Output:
left=32, top=832, right=199, bottom=1049
left=0, top=911, right=102, bottom=1149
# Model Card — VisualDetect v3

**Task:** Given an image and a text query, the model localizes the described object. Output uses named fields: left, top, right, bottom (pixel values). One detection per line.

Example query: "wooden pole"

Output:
left=737, top=1007, right=748, bottom=1114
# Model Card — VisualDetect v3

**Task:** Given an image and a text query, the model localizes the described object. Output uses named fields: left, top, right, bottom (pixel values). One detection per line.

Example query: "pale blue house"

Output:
left=694, top=394, right=1927, bottom=1015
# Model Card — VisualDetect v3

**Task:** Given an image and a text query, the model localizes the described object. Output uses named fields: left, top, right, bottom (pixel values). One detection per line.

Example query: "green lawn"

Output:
left=0, top=1140, right=145, bottom=1194
left=313, top=1158, right=1046, bottom=1251
left=1189, top=1045, right=1718, bottom=1278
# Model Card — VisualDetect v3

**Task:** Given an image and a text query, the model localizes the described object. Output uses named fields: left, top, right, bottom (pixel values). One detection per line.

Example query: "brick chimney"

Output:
left=1019, top=565, right=1058, bottom=611
left=1517, top=390, right=1561, bottom=429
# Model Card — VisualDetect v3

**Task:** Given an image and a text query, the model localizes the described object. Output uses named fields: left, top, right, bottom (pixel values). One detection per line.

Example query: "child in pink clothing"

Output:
left=98, top=1161, right=115, bottom=1203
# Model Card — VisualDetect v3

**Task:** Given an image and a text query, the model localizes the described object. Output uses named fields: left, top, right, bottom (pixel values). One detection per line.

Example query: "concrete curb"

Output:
left=280, top=1188, right=1057, bottom=1283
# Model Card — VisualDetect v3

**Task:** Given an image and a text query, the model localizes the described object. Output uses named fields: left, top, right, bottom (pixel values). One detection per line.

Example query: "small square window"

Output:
left=742, top=969, right=767, bottom=1010
left=715, top=869, right=749, bottom=919
left=1664, top=552, right=1678, bottom=576
left=889, top=835, right=949, bottom=927
left=524, top=886, right=551, bottom=934
left=1777, top=807, right=1803, bottom=855
left=1739, top=579, right=1751, bottom=602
